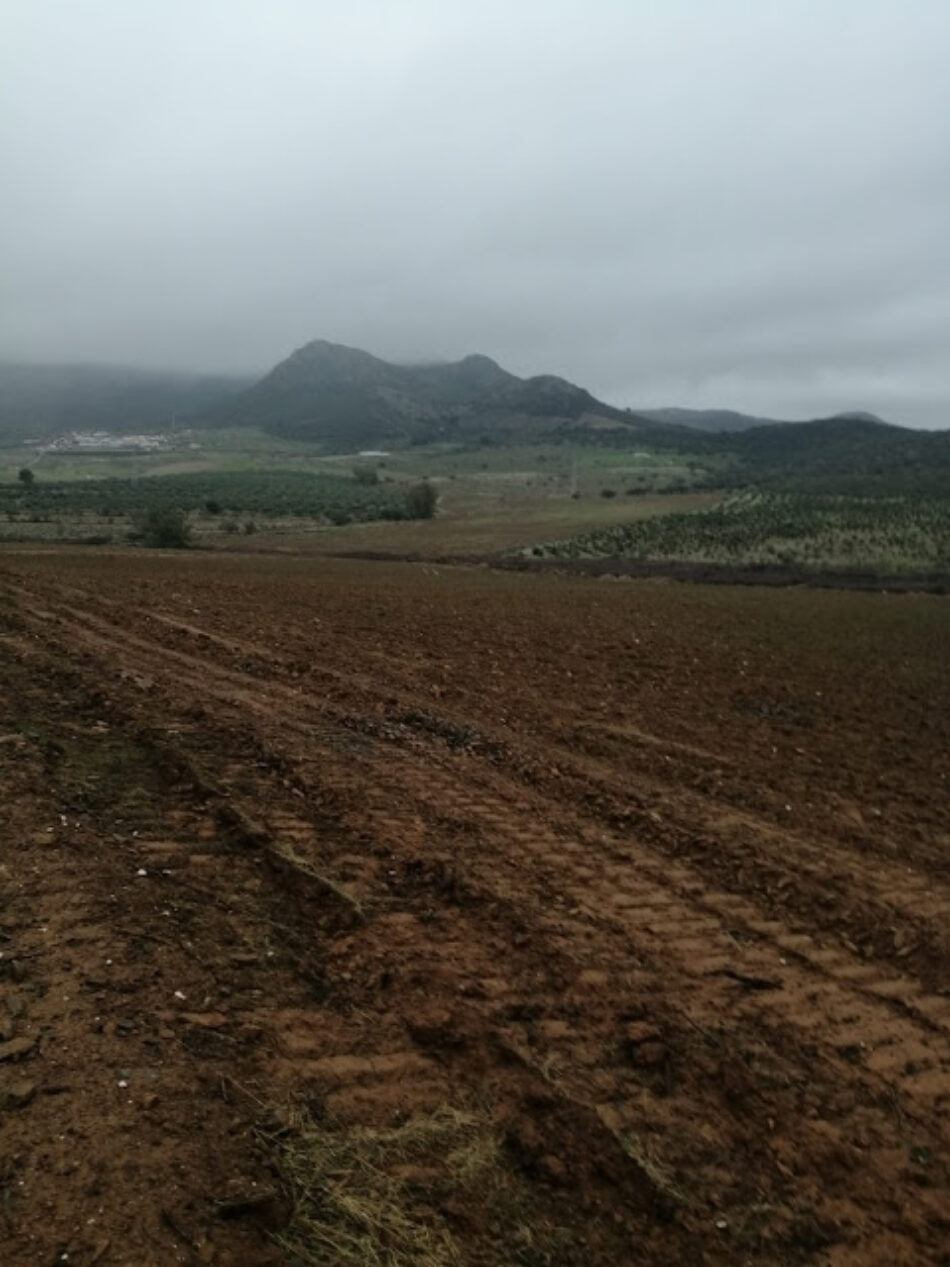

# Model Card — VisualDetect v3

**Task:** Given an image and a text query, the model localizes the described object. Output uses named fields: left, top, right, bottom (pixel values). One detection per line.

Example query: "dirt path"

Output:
left=1, top=551, right=948, bottom=1265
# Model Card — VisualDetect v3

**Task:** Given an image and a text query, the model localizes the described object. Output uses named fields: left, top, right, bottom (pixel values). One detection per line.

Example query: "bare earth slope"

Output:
left=1, top=549, right=948, bottom=1266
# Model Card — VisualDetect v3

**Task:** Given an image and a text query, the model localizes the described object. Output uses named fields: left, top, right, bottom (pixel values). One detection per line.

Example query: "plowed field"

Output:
left=1, top=548, right=948, bottom=1266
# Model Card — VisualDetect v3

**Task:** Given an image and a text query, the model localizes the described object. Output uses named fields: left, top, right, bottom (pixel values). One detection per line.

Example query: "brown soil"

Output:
left=1, top=547, right=949, bottom=1266
left=335, top=549, right=950, bottom=594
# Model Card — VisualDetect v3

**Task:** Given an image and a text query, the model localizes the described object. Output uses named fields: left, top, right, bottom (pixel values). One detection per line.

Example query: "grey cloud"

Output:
left=2, top=0, right=948, bottom=426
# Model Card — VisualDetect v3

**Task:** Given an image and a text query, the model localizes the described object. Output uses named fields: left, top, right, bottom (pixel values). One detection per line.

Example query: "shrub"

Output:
left=132, top=507, right=191, bottom=548
left=405, top=481, right=438, bottom=519
left=352, top=464, right=379, bottom=486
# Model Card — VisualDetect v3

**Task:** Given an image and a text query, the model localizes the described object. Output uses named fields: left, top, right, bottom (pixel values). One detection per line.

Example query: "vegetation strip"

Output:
left=520, top=490, right=950, bottom=576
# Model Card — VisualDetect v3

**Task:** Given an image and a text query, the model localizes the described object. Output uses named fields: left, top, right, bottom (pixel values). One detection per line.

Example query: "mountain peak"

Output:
left=283, top=339, right=392, bottom=370
left=829, top=410, right=887, bottom=425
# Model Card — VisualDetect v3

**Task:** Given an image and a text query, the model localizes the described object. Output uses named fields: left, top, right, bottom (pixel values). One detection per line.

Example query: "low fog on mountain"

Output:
left=2, top=1, right=948, bottom=427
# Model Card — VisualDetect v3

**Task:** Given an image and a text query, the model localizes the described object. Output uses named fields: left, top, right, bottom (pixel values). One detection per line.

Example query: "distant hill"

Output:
left=564, top=411, right=950, bottom=496
left=0, top=362, right=251, bottom=441
left=637, top=406, right=785, bottom=432
left=727, top=415, right=950, bottom=493
left=637, top=406, right=888, bottom=433
left=201, top=339, right=654, bottom=444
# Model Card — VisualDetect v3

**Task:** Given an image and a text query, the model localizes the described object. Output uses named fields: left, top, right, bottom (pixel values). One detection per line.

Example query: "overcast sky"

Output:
left=2, top=1, right=948, bottom=426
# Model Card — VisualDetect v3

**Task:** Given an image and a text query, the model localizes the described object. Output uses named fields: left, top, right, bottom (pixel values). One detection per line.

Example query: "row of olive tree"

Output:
left=131, top=481, right=438, bottom=548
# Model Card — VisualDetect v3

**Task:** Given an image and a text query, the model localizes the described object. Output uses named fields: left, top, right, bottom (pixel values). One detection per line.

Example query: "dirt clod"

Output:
left=0, top=1034, right=38, bottom=1062
left=2, top=1079, right=37, bottom=1108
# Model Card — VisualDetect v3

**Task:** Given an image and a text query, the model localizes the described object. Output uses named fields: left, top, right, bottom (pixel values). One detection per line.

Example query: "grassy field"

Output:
left=5, top=426, right=949, bottom=572
left=386, top=439, right=718, bottom=493
left=0, top=427, right=330, bottom=483
left=3, top=429, right=714, bottom=488
left=275, top=488, right=720, bottom=556
left=1, top=428, right=720, bottom=552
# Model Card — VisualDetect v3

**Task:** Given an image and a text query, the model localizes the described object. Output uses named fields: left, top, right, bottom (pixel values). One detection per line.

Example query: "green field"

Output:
left=1, top=468, right=413, bottom=518
left=4, top=426, right=949, bottom=573
left=0, top=428, right=337, bottom=483
left=386, top=439, right=719, bottom=493
left=2, top=428, right=717, bottom=490
left=526, top=490, right=950, bottom=573
left=0, top=428, right=722, bottom=549
left=0, top=467, right=425, bottom=545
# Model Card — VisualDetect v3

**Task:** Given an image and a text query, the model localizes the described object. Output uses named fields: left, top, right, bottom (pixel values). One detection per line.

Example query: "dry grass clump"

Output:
left=277, top=1106, right=493, bottom=1267
left=275, top=1103, right=575, bottom=1267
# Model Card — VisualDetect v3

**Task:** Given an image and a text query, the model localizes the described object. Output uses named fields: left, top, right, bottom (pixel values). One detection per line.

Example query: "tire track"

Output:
left=5, top=569, right=950, bottom=1264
